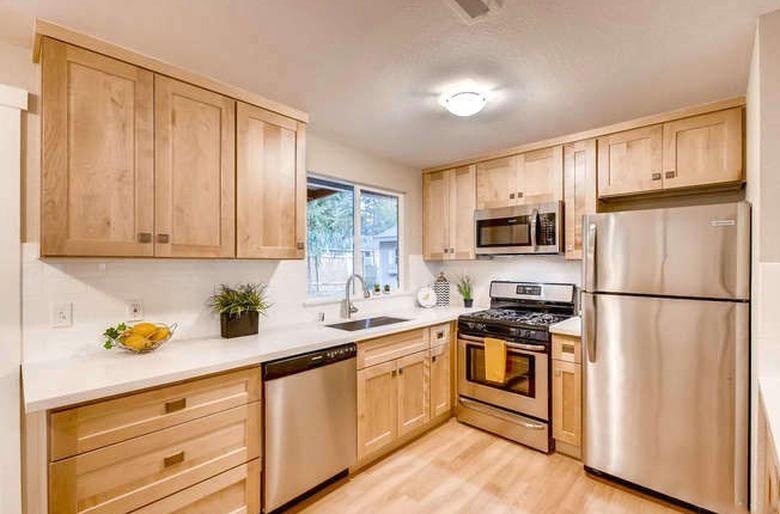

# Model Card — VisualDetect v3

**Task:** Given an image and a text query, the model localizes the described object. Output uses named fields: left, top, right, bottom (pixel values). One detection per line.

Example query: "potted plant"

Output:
left=208, top=283, right=271, bottom=338
left=457, top=275, right=474, bottom=308
left=373, top=283, right=381, bottom=296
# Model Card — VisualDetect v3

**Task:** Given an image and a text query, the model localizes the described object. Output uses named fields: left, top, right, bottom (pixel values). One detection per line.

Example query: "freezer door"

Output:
left=582, top=292, right=749, bottom=514
left=582, top=202, right=750, bottom=300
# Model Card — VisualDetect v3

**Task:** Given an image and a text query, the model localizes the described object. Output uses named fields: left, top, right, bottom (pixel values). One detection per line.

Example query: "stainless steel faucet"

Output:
left=342, top=273, right=371, bottom=319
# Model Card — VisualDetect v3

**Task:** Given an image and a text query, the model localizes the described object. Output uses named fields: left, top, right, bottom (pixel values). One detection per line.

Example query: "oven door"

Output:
left=458, top=335, right=549, bottom=420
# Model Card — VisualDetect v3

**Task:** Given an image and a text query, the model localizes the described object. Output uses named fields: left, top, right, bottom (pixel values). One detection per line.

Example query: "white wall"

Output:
left=0, top=84, right=26, bottom=514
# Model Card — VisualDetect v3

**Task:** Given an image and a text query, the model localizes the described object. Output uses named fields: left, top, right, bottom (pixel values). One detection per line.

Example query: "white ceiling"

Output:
left=1, top=0, right=779, bottom=168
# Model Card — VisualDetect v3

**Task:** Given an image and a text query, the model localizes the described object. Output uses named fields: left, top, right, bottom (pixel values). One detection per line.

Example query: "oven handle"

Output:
left=458, top=333, right=547, bottom=353
left=459, top=397, right=546, bottom=430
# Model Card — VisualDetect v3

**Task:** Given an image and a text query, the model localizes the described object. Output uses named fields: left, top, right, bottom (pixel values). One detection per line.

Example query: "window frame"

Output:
left=306, top=174, right=405, bottom=301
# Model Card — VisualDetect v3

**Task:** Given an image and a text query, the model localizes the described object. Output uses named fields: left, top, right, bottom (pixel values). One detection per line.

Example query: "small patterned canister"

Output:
left=433, top=272, right=451, bottom=307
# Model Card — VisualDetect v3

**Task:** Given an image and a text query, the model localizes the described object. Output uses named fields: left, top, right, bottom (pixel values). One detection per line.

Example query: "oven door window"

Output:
left=465, top=343, right=536, bottom=397
left=476, top=216, right=531, bottom=248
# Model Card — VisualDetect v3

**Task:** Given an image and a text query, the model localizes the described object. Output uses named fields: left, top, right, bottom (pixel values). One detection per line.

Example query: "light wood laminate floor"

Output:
left=288, top=419, right=689, bottom=514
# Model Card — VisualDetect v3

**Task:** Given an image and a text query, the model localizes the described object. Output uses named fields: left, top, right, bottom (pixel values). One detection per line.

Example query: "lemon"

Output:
left=122, top=334, right=152, bottom=351
left=149, top=326, right=170, bottom=342
left=130, top=322, right=157, bottom=337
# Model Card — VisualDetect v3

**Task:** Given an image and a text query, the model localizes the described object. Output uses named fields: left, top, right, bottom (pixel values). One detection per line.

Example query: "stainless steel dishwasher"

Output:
left=263, top=343, right=357, bottom=513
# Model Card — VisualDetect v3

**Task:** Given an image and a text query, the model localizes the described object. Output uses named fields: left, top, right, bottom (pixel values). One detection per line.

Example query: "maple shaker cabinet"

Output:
left=423, top=165, right=476, bottom=261
left=429, top=339, right=452, bottom=418
left=551, top=334, right=582, bottom=458
left=563, top=139, right=597, bottom=260
left=517, top=146, right=563, bottom=205
left=41, top=37, right=155, bottom=257
left=236, top=102, right=306, bottom=259
left=597, top=125, right=664, bottom=198
left=476, top=156, right=517, bottom=209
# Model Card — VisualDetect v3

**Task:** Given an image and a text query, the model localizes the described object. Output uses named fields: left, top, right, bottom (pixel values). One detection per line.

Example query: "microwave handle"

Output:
left=530, top=208, right=538, bottom=248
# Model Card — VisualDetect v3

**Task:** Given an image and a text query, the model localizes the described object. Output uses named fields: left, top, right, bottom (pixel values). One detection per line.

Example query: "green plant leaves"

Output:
left=208, top=283, right=271, bottom=318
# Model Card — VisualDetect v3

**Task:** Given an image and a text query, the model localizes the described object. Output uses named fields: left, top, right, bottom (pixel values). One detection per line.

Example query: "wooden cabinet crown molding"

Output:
left=33, top=19, right=308, bottom=123
left=421, top=96, right=744, bottom=174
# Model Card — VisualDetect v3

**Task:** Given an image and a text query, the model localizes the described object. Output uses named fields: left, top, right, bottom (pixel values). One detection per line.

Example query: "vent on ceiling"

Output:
left=445, top=0, right=503, bottom=24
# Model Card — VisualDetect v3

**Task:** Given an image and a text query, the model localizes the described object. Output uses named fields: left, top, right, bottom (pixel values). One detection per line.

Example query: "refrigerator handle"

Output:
left=733, top=302, right=749, bottom=510
left=584, top=221, right=597, bottom=291
left=583, top=292, right=597, bottom=363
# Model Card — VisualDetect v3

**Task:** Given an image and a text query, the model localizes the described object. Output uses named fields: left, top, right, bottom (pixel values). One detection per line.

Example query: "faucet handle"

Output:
left=363, top=289, right=371, bottom=299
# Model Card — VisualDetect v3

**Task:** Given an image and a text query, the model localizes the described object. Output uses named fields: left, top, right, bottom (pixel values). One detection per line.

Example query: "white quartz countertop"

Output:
left=549, top=316, right=581, bottom=337
left=23, top=306, right=476, bottom=413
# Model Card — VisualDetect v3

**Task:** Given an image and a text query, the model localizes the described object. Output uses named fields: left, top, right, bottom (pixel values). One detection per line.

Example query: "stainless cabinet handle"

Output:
left=651, top=172, right=662, bottom=181
left=137, top=232, right=152, bottom=243
left=157, top=233, right=170, bottom=244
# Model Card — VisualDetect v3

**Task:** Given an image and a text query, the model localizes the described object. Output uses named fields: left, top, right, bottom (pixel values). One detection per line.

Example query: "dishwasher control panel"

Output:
left=263, top=343, right=356, bottom=381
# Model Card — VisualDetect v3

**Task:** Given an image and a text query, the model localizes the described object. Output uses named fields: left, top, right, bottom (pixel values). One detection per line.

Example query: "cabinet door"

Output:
left=662, top=108, right=743, bottom=190
left=597, top=125, right=663, bottom=197
left=430, top=342, right=451, bottom=418
left=552, top=360, right=581, bottom=448
left=476, top=156, right=517, bottom=209
left=357, top=360, right=398, bottom=461
left=563, top=140, right=596, bottom=260
left=448, top=165, right=476, bottom=260
left=423, top=170, right=449, bottom=261
left=397, top=351, right=430, bottom=437
left=236, top=102, right=305, bottom=258
left=41, top=38, right=154, bottom=257
left=154, top=76, right=235, bottom=258
left=517, top=146, right=563, bottom=205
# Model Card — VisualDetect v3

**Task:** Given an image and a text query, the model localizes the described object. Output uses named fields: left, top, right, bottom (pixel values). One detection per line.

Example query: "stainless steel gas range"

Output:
left=456, top=281, right=576, bottom=453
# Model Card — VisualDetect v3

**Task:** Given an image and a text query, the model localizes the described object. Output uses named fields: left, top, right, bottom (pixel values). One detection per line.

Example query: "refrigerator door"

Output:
left=582, top=292, right=749, bottom=514
left=582, top=202, right=750, bottom=300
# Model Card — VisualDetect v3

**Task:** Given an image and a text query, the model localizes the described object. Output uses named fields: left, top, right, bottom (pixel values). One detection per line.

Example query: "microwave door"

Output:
left=476, top=216, right=532, bottom=253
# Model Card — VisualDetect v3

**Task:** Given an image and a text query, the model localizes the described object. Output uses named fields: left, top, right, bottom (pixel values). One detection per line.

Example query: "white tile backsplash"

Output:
left=21, top=244, right=440, bottom=363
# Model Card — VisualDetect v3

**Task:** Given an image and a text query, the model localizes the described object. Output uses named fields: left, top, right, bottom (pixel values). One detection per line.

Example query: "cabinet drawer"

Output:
left=358, top=329, right=429, bottom=369
left=50, top=367, right=261, bottom=461
left=50, top=402, right=260, bottom=514
left=552, top=334, right=581, bottom=364
left=429, top=323, right=451, bottom=347
left=130, top=459, right=260, bottom=514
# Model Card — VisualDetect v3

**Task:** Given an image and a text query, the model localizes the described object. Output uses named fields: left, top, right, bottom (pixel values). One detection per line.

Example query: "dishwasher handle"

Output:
left=263, top=343, right=357, bottom=380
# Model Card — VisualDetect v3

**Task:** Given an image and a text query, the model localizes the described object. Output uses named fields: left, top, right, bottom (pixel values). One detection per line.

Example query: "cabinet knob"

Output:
left=163, top=450, right=185, bottom=468
left=398, top=367, right=404, bottom=375
left=443, top=248, right=449, bottom=254
left=165, top=398, right=187, bottom=413
left=651, top=173, right=662, bottom=181
left=137, top=232, right=152, bottom=243
left=392, top=370, right=397, bottom=377
left=517, top=192, right=524, bottom=198
left=157, top=233, right=170, bottom=244
left=665, top=171, right=676, bottom=179
left=432, top=355, right=437, bottom=362
left=296, top=242, right=304, bottom=250
left=509, top=193, right=515, bottom=199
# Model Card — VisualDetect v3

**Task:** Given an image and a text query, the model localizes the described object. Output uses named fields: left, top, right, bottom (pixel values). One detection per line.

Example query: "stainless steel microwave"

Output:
left=474, top=202, right=563, bottom=255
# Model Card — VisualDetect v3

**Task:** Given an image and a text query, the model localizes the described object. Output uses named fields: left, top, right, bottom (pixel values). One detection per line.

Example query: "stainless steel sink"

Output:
left=326, top=316, right=409, bottom=331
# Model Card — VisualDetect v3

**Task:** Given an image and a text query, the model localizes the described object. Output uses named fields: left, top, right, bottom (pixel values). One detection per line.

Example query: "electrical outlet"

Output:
left=127, top=300, right=144, bottom=321
left=51, top=302, right=72, bottom=328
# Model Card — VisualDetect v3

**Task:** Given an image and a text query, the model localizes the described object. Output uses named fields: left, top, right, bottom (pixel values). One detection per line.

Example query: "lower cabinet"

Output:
left=551, top=334, right=582, bottom=458
left=130, top=459, right=261, bottom=514
left=356, top=324, right=454, bottom=464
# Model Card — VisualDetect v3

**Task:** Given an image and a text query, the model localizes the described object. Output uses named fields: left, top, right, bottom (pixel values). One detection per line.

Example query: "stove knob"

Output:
left=467, top=322, right=475, bottom=329
left=476, top=323, right=486, bottom=331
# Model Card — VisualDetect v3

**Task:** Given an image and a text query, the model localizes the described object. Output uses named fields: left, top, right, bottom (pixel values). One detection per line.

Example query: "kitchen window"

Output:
left=306, top=177, right=402, bottom=298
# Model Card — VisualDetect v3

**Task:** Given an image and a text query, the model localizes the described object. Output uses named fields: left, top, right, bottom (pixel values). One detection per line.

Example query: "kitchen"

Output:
left=1, top=1, right=780, bottom=514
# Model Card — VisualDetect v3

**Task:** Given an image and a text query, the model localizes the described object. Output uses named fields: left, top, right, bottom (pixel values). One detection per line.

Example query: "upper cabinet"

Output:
left=597, top=125, right=664, bottom=197
left=476, top=146, right=562, bottom=209
left=598, top=108, right=743, bottom=198
left=563, top=139, right=596, bottom=260
left=41, top=38, right=155, bottom=257
left=39, top=35, right=308, bottom=259
left=236, top=102, right=306, bottom=259
left=662, top=108, right=742, bottom=190
left=154, top=76, right=235, bottom=258
left=423, top=165, right=476, bottom=261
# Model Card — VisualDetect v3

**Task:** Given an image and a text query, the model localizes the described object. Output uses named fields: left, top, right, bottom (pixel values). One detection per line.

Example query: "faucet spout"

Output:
left=342, top=273, right=371, bottom=319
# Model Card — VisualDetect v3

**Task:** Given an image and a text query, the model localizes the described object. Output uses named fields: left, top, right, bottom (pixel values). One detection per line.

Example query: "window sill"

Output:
left=303, top=290, right=413, bottom=307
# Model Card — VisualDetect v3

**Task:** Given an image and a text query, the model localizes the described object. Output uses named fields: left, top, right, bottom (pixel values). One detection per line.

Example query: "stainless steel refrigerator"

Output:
left=581, top=202, right=750, bottom=514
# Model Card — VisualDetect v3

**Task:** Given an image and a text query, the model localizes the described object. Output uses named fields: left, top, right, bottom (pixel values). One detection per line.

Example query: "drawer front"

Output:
left=50, top=367, right=261, bottom=461
left=552, top=334, right=581, bottom=364
left=130, top=459, right=260, bottom=514
left=429, top=323, right=451, bottom=347
left=49, top=402, right=260, bottom=514
left=358, top=329, right=429, bottom=369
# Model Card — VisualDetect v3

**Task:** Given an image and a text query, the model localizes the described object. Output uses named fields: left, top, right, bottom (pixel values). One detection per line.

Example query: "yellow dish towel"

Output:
left=484, top=337, right=507, bottom=384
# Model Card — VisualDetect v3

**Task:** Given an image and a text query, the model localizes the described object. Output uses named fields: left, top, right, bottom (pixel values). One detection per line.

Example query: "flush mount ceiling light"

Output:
left=443, top=91, right=487, bottom=117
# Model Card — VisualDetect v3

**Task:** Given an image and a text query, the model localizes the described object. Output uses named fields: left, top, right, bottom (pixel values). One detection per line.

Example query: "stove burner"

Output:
left=465, top=308, right=569, bottom=327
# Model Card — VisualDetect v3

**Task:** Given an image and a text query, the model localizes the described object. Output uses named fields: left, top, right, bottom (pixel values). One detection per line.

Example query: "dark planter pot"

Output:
left=464, top=298, right=474, bottom=308
left=220, top=311, right=259, bottom=339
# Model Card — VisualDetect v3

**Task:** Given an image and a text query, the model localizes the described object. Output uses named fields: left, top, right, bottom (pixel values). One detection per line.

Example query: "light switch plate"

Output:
left=127, top=300, right=144, bottom=321
left=51, top=302, right=72, bottom=328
